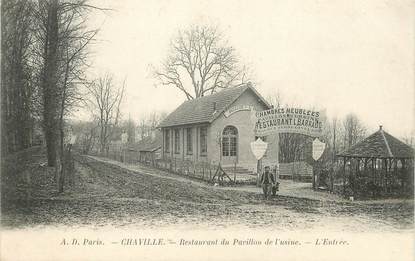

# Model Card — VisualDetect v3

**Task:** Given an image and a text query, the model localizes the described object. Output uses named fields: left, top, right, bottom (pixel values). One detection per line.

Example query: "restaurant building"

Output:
left=158, top=84, right=279, bottom=172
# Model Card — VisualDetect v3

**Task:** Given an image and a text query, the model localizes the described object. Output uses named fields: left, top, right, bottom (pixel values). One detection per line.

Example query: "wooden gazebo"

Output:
left=336, top=126, right=414, bottom=198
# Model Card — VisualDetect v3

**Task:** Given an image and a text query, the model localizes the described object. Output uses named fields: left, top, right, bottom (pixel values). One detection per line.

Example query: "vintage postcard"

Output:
left=1, top=0, right=414, bottom=260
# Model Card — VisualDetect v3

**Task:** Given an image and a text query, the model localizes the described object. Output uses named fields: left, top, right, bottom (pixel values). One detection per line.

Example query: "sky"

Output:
left=82, top=0, right=414, bottom=138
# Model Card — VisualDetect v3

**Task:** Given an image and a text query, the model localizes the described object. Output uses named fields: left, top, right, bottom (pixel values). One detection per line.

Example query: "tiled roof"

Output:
left=158, top=84, right=270, bottom=128
left=131, top=130, right=162, bottom=152
left=337, top=127, right=414, bottom=159
left=139, top=139, right=161, bottom=152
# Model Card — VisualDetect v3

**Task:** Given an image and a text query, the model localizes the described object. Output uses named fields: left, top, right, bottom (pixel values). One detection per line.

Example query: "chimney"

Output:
left=379, top=125, right=383, bottom=130
left=212, top=102, right=217, bottom=114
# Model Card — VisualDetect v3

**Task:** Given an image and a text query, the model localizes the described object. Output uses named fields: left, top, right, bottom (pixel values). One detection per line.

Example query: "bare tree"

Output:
left=70, top=120, right=98, bottom=154
left=82, top=125, right=98, bottom=154
left=332, top=117, right=339, bottom=161
left=278, top=133, right=311, bottom=163
left=119, top=116, right=136, bottom=144
left=153, top=25, right=249, bottom=100
left=137, top=118, right=147, bottom=141
left=267, top=91, right=312, bottom=163
left=56, top=2, right=98, bottom=173
left=266, top=89, right=284, bottom=109
left=136, top=112, right=166, bottom=141
left=86, top=74, right=125, bottom=155
left=1, top=0, right=36, bottom=153
left=342, top=113, right=366, bottom=150
left=2, top=0, right=104, bottom=193
left=402, top=132, right=414, bottom=148
left=77, top=121, right=98, bottom=154
left=28, top=0, right=101, bottom=194
left=31, top=0, right=61, bottom=167
left=39, top=0, right=98, bottom=162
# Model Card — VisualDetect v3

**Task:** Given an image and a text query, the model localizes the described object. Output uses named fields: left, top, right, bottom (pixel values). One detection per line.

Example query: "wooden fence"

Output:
left=315, top=158, right=414, bottom=199
left=153, top=158, right=217, bottom=182
left=92, top=147, right=253, bottom=185
left=279, top=161, right=313, bottom=182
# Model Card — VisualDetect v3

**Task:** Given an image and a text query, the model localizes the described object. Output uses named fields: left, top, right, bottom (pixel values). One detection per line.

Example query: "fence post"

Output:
left=234, top=161, right=236, bottom=183
left=342, top=158, right=346, bottom=196
left=193, top=161, right=196, bottom=177
left=202, top=163, right=205, bottom=180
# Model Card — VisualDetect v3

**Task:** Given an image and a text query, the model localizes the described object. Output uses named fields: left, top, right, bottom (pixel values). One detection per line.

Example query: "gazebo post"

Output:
left=354, top=158, right=360, bottom=197
left=342, top=157, right=346, bottom=196
left=401, top=159, right=405, bottom=190
left=390, top=159, right=393, bottom=190
left=387, top=158, right=391, bottom=193
left=383, top=158, right=387, bottom=194
left=371, top=158, right=376, bottom=198
left=364, top=158, right=368, bottom=190
left=402, top=159, right=407, bottom=192
left=388, top=158, right=393, bottom=193
left=363, top=158, right=367, bottom=175
left=393, top=158, right=398, bottom=193
left=386, top=158, right=390, bottom=193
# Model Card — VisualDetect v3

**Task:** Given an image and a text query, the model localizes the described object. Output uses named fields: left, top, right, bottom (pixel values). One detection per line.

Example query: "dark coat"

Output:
left=260, top=171, right=275, bottom=184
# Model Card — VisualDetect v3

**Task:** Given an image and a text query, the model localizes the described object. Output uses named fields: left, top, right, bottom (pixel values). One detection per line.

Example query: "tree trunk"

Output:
left=42, top=0, right=59, bottom=167
left=45, top=128, right=57, bottom=166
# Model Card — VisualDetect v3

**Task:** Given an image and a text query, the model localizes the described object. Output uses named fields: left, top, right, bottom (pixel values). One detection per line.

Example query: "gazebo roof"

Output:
left=337, top=126, right=414, bottom=159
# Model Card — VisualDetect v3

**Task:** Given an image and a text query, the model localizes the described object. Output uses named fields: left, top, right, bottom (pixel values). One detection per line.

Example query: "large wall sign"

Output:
left=224, top=105, right=254, bottom=118
left=254, top=107, right=323, bottom=137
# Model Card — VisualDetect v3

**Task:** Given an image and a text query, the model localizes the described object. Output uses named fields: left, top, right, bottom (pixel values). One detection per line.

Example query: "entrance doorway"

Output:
left=222, top=126, right=238, bottom=164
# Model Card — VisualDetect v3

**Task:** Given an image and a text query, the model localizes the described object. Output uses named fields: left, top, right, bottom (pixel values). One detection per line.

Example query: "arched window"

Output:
left=222, top=126, right=238, bottom=157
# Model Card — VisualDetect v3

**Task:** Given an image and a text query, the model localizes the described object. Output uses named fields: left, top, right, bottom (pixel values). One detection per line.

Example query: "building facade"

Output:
left=158, top=84, right=279, bottom=172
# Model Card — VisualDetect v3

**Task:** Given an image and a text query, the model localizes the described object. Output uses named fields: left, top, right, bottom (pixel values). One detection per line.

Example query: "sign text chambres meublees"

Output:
left=254, top=107, right=323, bottom=137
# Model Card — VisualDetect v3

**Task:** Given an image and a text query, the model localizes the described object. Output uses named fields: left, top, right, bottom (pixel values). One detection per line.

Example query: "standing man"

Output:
left=261, top=166, right=275, bottom=200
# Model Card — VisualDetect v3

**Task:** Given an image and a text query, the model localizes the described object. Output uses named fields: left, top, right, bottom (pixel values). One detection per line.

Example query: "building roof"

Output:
left=158, top=83, right=270, bottom=128
left=131, top=130, right=162, bottom=152
left=337, top=126, right=414, bottom=159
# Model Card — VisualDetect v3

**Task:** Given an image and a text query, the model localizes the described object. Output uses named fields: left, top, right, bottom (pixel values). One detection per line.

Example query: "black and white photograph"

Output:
left=1, top=0, right=414, bottom=260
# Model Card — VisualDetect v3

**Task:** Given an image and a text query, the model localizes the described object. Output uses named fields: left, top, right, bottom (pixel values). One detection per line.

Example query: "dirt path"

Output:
left=86, top=155, right=412, bottom=204
left=85, top=155, right=220, bottom=190
left=1, top=155, right=413, bottom=232
left=86, top=155, right=346, bottom=202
